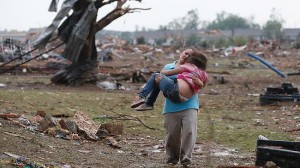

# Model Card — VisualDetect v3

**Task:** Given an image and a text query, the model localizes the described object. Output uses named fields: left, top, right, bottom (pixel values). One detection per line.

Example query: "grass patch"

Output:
left=198, top=93, right=297, bottom=152
left=1, top=62, right=298, bottom=154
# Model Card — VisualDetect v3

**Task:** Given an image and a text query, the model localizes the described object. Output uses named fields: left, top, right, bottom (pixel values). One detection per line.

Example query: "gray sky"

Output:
left=0, top=0, right=299, bottom=31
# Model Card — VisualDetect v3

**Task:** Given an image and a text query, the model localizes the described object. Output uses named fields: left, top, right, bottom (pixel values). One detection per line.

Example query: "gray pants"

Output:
left=164, top=109, right=198, bottom=165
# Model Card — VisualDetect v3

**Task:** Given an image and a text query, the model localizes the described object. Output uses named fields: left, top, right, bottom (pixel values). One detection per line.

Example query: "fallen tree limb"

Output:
left=4, top=132, right=29, bottom=140
left=0, top=113, right=21, bottom=119
left=101, top=102, right=157, bottom=130
left=285, top=128, right=300, bottom=132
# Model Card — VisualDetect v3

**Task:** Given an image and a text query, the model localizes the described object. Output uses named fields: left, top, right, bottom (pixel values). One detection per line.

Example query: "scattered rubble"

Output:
left=256, top=138, right=300, bottom=168
left=2, top=36, right=300, bottom=167
left=260, top=83, right=300, bottom=105
left=0, top=111, right=124, bottom=142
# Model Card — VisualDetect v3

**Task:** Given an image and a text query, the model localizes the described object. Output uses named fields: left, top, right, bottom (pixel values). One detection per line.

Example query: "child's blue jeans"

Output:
left=139, top=73, right=184, bottom=104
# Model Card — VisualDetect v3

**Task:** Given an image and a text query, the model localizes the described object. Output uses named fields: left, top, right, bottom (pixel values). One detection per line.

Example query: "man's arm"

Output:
left=161, top=66, right=204, bottom=88
left=160, top=67, right=184, bottom=76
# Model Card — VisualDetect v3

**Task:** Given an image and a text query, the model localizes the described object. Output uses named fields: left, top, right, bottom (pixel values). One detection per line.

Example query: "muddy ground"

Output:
left=1, top=50, right=300, bottom=168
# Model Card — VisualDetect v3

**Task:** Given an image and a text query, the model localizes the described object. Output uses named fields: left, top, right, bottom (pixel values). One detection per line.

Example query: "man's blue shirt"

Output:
left=163, top=61, right=199, bottom=114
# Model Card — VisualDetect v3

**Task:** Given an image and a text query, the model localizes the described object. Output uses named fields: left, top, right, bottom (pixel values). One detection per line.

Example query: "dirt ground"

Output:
left=1, top=50, right=300, bottom=168
left=0, top=78, right=258, bottom=168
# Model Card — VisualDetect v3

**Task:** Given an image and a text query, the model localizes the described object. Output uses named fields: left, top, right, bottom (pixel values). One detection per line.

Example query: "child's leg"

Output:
left=158, top=77, right=183, bottom=103
left=139, top=73, right=160, bottom=98
left=144, top=87, right=160, bottom=107
left=135, top=75, right=165, bottom=111
left=131, top=73, right=160, bottom=108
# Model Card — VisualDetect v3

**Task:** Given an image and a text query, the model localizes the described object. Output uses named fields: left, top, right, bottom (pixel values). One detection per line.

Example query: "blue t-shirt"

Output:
left=163, top=61, right=199, bottom=114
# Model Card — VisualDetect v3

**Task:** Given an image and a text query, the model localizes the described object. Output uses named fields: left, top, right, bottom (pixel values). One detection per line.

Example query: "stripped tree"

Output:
left=34, top=0, right=148, bottom=86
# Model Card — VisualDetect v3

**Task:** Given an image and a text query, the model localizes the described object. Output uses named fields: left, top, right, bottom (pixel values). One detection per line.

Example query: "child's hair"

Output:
left=187, top=51, right=207, bottom=70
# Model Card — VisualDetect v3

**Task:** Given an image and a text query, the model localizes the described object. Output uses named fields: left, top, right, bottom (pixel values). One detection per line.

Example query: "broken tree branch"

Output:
left=95, top=0, right=143, bottom=8
left=101, top=101, right=157, bottom=130
left=285, top=128, right=300, bottom=132
left=4, top=132, right=29, bottom=140
left=113, top=113, right=156, bottom=130
left=0, top=113, right=20, bottom=119
left=95, top=0, right=150, bottom=31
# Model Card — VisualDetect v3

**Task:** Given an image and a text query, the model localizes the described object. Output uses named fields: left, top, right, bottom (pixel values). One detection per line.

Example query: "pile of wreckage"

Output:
left=256, top=137, right=300, bottom=168
left=260, top=83, right=300, bottom=105
left=0, top=111, right=124, bottom=148
left=2, top=34, right=300, bottom=90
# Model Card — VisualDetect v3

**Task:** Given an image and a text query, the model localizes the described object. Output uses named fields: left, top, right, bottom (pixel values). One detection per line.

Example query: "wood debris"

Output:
left=0, top=113, right=21, bottom=119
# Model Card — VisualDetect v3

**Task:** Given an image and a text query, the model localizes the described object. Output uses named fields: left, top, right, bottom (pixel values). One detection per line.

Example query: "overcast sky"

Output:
left=0, top=0, right=299, bottom=31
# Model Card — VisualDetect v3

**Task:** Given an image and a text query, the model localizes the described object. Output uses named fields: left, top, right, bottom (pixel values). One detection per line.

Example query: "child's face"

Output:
left=179, top=49, right=193, bottom=64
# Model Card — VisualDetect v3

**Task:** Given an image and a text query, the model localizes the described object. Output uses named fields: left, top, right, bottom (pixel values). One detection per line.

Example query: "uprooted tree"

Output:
left=34, top=0, right=148, bottom=86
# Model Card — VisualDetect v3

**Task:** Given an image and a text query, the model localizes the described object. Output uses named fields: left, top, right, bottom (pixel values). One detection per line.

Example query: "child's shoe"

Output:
left=130, top=96, right=145, bottom=108
left=135, top=103, right=154, bottom=111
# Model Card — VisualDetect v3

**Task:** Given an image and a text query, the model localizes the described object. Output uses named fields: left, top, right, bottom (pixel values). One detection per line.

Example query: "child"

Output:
left=130, top=50, right=208, bottom=109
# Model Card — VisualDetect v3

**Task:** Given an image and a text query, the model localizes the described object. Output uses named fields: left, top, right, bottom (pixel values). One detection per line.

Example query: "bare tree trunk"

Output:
left=51, top=2, right=99, bottom=86
left=48, top=0, right=148, bottom=86
left=51, top=33, right=99, bottom=86
left=51, top=49, right=100, bottom=85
